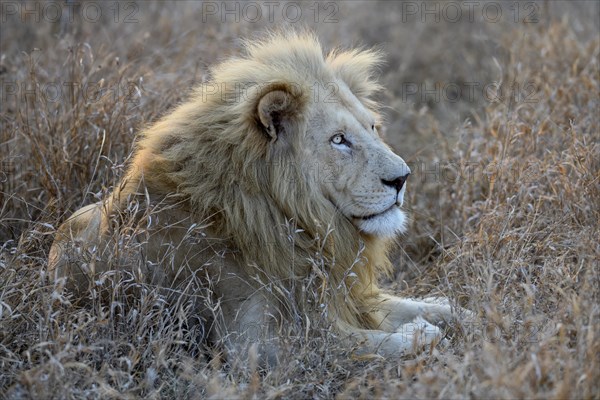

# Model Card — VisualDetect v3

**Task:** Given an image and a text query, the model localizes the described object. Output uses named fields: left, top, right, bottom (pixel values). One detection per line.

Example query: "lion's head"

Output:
left=251, top=36, right=411, bottom=238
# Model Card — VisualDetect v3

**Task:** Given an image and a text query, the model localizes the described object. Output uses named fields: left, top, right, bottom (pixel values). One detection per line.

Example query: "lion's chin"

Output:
left=355, top=207, right=407, bottom=238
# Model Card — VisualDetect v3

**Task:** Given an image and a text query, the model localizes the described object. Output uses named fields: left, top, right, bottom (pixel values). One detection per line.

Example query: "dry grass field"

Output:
left=1, top=1, right=598, bottom=399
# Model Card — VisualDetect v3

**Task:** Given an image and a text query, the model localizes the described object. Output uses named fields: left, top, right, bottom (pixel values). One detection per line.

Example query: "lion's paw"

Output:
left=395, top=316, right=446, bottom=352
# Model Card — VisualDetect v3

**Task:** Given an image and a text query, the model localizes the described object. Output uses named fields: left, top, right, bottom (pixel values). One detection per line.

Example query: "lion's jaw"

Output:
left=350, top=187, right=408, bottom=237
left=306, top=89, right=411, bottom=238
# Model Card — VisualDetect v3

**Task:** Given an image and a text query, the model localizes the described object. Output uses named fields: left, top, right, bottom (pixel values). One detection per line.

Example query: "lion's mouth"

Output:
left=353, top=204, right=398, bottom=221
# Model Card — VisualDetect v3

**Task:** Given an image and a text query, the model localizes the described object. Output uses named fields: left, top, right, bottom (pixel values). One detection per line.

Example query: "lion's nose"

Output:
left=381, top=172, right=410, bottom=192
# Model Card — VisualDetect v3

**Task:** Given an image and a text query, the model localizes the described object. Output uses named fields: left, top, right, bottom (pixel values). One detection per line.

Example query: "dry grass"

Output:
left=1, top=1, right=598, bottom=399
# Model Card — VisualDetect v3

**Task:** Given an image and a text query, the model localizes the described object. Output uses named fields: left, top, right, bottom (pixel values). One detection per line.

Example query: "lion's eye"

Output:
left=331, top=133, right=347, bottom=145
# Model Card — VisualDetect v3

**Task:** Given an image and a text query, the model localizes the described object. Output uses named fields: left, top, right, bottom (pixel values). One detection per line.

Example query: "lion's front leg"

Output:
left=343, top=318, right=445, bottom=357
left=374, top=295, right=470, bottom=334
left=211, top=273, right=281, bottom=366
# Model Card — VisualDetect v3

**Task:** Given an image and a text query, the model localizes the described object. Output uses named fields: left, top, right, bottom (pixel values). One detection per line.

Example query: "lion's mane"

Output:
left=116, top=32, right=392, bottom=330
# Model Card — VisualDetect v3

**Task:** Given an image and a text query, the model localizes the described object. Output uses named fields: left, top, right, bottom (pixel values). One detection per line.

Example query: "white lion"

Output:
left=49, top=32, right=467, bottom=364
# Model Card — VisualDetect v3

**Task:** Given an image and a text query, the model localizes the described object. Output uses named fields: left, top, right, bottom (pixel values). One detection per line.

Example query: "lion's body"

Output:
left=49, top=32, right=461, bottom=362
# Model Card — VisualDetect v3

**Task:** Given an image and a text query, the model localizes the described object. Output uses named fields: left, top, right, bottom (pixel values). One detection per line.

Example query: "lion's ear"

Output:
left=257, top=89, right=298, bottom=142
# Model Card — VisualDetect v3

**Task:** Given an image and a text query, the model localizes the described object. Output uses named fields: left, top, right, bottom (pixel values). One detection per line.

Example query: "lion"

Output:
left=49, top=32, right=466, bottom=364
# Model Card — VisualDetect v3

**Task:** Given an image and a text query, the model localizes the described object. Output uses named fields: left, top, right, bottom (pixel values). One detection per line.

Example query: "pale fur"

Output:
left=49, top=32, right=465, bottom=363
